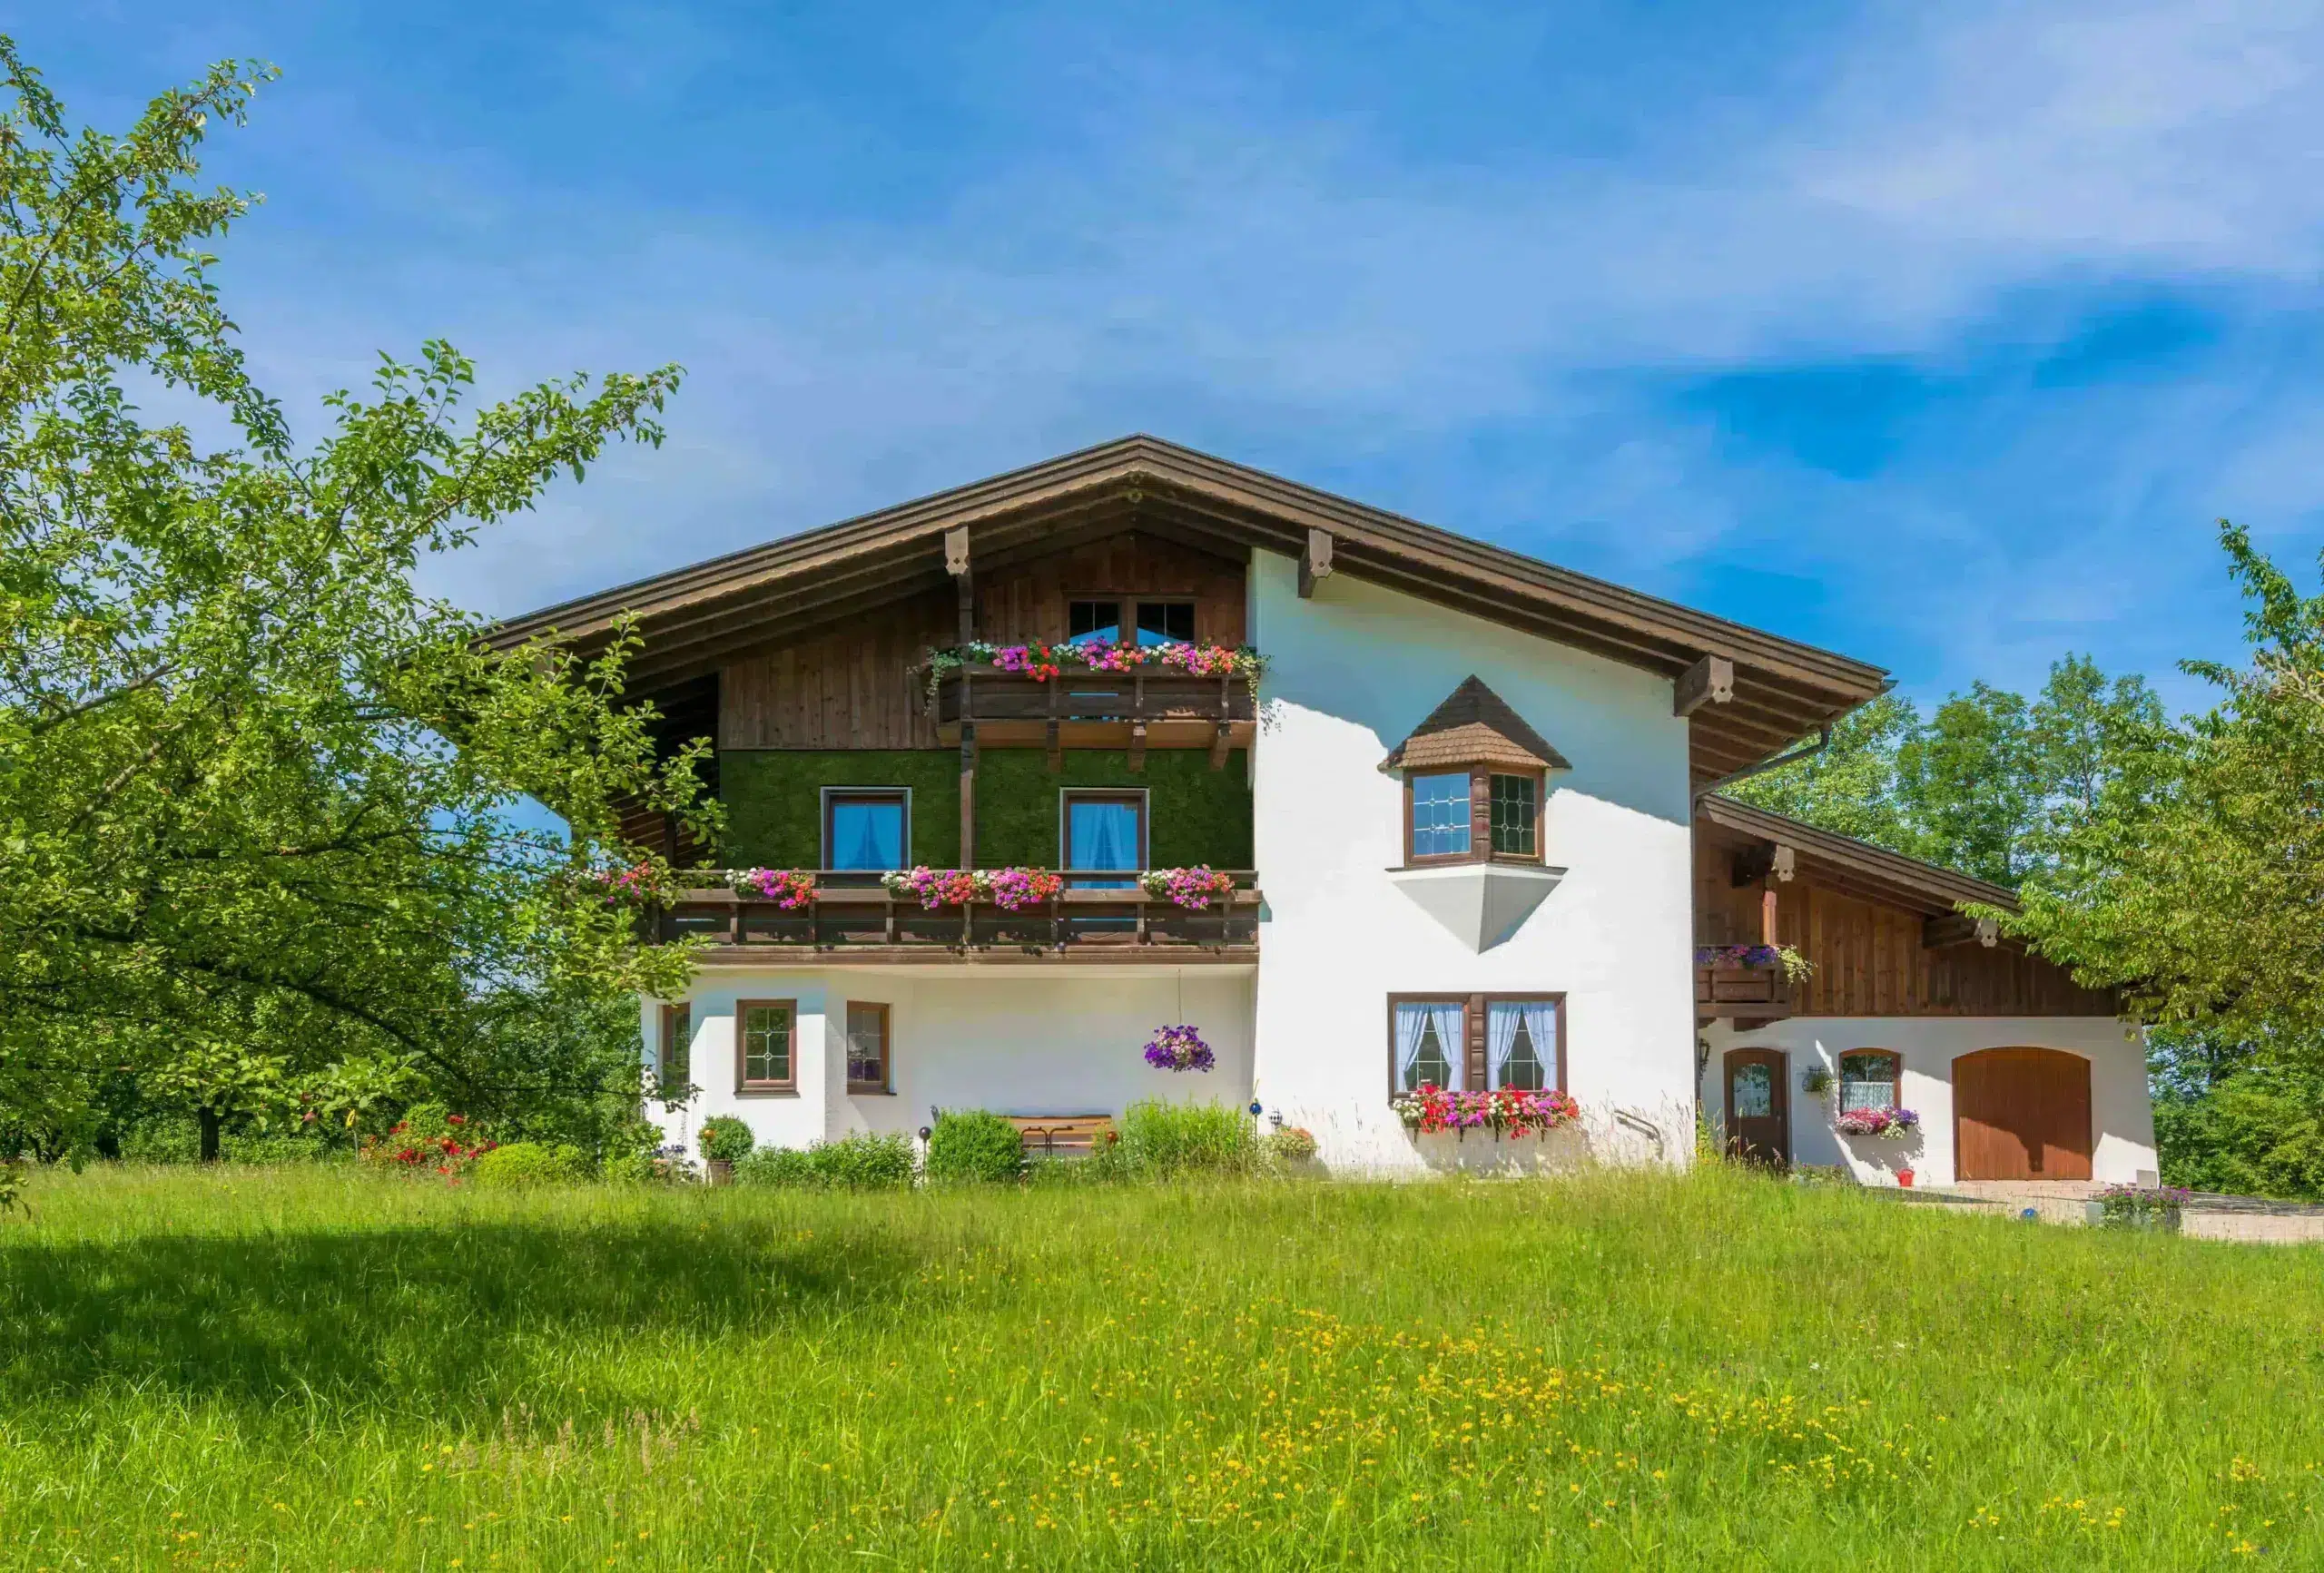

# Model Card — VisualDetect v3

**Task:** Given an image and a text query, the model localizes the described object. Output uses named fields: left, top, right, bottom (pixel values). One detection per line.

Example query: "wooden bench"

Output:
left=1006, top=1114, right=1117, bottom=1158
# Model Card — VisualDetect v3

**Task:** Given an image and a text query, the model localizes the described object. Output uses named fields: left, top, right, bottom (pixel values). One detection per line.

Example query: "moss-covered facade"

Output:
left=718, top=749, right=1252, bottom=870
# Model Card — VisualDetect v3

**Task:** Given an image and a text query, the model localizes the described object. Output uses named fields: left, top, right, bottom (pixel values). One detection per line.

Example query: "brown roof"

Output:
left=487, top=435, right=1888, bottom=783
left=1696, top=794, right=2020, bottom=916
left=1383, top=675, right=1572, bottom=773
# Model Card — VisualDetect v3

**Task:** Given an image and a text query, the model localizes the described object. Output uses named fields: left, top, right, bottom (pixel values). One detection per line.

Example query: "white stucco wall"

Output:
left=647, top=966, right=1256, bottom=1155
left=1246, top=548, right=1699, bottom=1174
left=1698, top=1016, right=2156, bottom=1185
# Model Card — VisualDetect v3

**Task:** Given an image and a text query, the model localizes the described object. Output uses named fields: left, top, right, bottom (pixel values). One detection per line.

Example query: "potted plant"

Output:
left=1801, top=1065, right=1836, bottom=1097
left=1143, top=1024, right=1216, bottom=1072
left=2087, top=1183, right=2191, bottom=1232
left=696, top=1116, right=755, bottom=1184
left=1833, top=1106, right=1920, bottom=1139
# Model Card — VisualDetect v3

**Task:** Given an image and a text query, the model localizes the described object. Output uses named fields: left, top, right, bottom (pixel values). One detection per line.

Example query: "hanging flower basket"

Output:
left=1139, top=866, right=1239, bottom=909
left=1143, top=1024, right=1216, bottom=1072
left=1834, top=1106, right=1920, bottom=1138
left=1390, top=1085, right=1581, bottom=1139
left=728, top=868, right=816, bottom=909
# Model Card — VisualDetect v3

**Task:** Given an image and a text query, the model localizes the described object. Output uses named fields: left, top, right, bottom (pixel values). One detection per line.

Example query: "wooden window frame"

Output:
left=656, top=1001, right=691, bottom=1101
left=735, top=998, right=799, bottom=1096
left=1059, top=788, right=1149, bottom=873
left=821, top=788, right=911, bottom=871
left=1065, top=595, right=1198, bottom=647
left=1402, top=765, right=1547, bottom=868
left=845, top=1002, right=893, bottom=1096
left=1837, top=1047, right=1902, bottom=1110
left=1384, top=992, right=1570, bottom=1100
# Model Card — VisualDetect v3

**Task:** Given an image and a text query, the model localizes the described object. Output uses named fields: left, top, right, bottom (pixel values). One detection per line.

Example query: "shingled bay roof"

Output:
left=1382, top=675, right=1572, bottom=774
left=487, top=435, right=1889, bottom=783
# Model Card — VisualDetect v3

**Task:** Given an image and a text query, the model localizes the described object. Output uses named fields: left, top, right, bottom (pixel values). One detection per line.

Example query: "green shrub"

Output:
left=1118, top=1100, right=1256, bottom=1178
left=924, top=1110, right=1023, bottom=1184
left=697, top=1116, right=755, bottom=1164
left=471, top=1142, right=586, bottom=1188
left=734, top=1134, right=915, bottom=1190
left=117, top=1115, right=201, bottom=1165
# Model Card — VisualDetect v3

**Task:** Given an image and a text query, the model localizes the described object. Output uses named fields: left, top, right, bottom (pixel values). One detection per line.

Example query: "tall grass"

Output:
left=0, top=1163, right=2319, bottom=1569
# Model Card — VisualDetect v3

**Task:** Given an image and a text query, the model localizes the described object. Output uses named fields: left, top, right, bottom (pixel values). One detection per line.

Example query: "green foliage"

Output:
left=1116, top=1099, right=1258, bottom=1178
left=734, top=1134, right=915, bottom=1191
left=0, top=40, right=714, bottom=1158
left=1264, top=1125, right=1318, bottom=1165
left=719, top=752, right=961, bottom=868
left=696, top=1116, right=755, bottom=1165
left=976, top=749, right=1252, bottom=870
left=924, top=1111, right=1023, bottom=1184
left=2153, top=1048, right=2324, bottom=1201
left=470, top=1142, right=587, bottom=1189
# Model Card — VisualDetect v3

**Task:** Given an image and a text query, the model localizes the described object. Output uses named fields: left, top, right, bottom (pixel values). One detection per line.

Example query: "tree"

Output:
left=1896, top=683, right=2034, bottom=887
left=0, top=42, right=713, bottom=1156
left=2005, top=526, right=2324, bottom=1041
left=1727, top=692, right=1923, bottom=852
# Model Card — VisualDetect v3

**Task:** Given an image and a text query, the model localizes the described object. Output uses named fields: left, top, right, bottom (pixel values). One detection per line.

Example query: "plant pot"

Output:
left=1896, top=1168, right=1914, bottom=1188
left=704, top=1159, right=734, bottom=1186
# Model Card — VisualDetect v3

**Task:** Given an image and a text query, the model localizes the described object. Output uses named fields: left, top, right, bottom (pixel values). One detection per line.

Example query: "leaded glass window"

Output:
left=1490, top=773, right=1539, bottom=857
left=1409, top=772, right=1472, bottom=859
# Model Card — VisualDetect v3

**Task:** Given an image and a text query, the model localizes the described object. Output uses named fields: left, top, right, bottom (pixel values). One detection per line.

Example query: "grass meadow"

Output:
left=1, top=1165, right=2319, bottom=1571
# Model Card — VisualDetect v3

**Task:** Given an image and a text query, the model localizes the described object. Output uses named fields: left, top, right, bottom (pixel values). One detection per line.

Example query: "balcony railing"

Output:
left=931, top=664, right=1256, bottom=758
left=1693, top=964, right=1796, bottom=1021
left=655, top=870, right=1261, bottom=961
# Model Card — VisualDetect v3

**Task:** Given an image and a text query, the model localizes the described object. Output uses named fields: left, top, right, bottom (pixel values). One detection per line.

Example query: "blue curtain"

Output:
left=831, top=801, right=902, bottom=870
left=1068, top=800, right=1138, bottom=887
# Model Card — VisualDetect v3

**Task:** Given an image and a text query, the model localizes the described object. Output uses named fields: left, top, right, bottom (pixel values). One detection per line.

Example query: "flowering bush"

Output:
left=984, top=866, right=1064, bottom=911
left=1390, top=1084, right=1581, bottom=1139
left=883, top=866, right=981, bottom=909
left=2097, top=1183, right=2192, bottom=1226
left=1143, top=1024, right=1216, bottom=1072
left=586, top=860, right=671, bottom=908
left=1833, top=1106, right=1920, bottom=1138
left=1694, top=943, right=1814, bottom=983
left=1138, top=865, right=1239, bottom=909
left=925, top=640, right=1267, bottom=701
left=728, top=867, right=816, bottom=909
left=1265, top=1125, right=1319, bottom=1164
left=359, top=1104, right=497, bottom=1177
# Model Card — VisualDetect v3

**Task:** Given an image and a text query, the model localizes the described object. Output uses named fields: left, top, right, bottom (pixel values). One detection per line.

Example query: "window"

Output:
left=1389, top=994, right=1566, bottom=1097
left=846, top=1003, right=891, bottom=1094
left=1392, top=998, right=1465, bottom=1092
left=1061, top=790, right=1146, bottom=888
left=657, top=1002, right=691, bottom=1101
left=823, top=790, right=908, bottom=870
left=1068, top=599, right=1122, bottom=645
left=1838, top=1049, right=1901, bottom=1113
left=1408, top=772, right=1473, bottom=860
left=1489, top=773, right=1539, bottom=858
left=1731, top=1061, right=1774, bottom=1118
left=736, top=999, right=797, bottom=1094
left=1134, top=599, right=1196, bottom=645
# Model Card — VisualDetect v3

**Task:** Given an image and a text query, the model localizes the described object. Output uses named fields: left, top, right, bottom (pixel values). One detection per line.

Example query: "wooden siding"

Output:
left=717, top=533, right=1247, bottom=752
left=977, top=531, right=1246, bottom=646
left=1693, top=833, right=2115, bottom=1018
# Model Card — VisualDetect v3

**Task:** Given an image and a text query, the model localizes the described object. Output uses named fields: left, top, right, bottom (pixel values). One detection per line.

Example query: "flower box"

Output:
left=1391, top=1084, right=1580, bottom=1139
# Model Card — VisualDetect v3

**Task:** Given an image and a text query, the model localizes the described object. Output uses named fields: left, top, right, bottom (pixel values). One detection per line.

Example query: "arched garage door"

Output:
left=1954, top=1047, right=2092, bottom=1181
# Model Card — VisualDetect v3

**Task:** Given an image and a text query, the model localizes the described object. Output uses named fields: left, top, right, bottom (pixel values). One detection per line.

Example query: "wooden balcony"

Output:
left=931, top=664, right=1256, bottom=764
left=655, top=870, right=1261, bottom=965
left=1694, top=964, right=1796, bottom=1027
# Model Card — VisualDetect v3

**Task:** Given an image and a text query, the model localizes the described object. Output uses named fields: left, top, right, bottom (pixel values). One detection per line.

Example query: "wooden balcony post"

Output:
left=1129, top=672, right=1147, bottom=772
left=960, top=719, right=977, bottom=868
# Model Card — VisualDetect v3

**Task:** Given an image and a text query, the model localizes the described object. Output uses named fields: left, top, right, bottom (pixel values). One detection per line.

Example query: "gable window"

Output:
left=823, top=790, right=908, bottom=870
left=1407, top=772, right=1473, bottom=860
left=1062, top=789, right=1146, bottom=888
left=1392, top=998, right=1465, bottom=1092
left=656, top=1002, right=691, bottom=1101
left=1389, top=994, right=1567, bottom=1097
left=1134, top=599, right=1196, bottom=645
left=1838, top=1049, right=1901, bottom=1113
left=736, top=999, right=797, bottom=1095
left=1489, top=773, right=1540, bottom=857
left=846, top=1002, right=891, bottom=1094
left=1068, top=599, right=1122, bottom=645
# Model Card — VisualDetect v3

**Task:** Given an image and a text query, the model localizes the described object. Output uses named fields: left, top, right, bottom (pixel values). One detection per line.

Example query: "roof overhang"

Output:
left=1695, top=794, right=2021, bottom=918
left=487, top=436, right=1891, bottom=784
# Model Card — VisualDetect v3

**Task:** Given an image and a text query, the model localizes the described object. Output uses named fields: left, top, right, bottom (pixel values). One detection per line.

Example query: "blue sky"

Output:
left=27, top=1, right=2324, bottom=713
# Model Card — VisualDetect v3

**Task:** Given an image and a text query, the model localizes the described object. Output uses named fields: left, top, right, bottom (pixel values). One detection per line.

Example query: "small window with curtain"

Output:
left=1134, top=599, right=1196, bottom=645
left=1485, top=998, right=1559, bottom=1091
left=1068, top=599, right=1123, bottom=645
left=1062, top=790, right=1146, bottom=889
left=846, top=1002, right=891, bottom=1094
left=1390, top=998, right=1466, bottom=1093
left=1407, top=772, right=1473, bottom=860
left=1489, top=773, right=1540, bottom=857
left=823, top=790, right=907, bottom=871
left=657, top=1002, right=691, bottom=1101
left=736, top=999, right=796, bottom=1094
left=1838, top=1049, right=1900, bottom=1112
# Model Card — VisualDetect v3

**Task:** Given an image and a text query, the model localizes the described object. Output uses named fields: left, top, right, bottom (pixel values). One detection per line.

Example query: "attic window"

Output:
left=1383, top=676, right=1568, bottom=869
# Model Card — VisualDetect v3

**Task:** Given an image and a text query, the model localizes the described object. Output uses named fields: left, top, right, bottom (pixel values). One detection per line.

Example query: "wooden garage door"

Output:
left=1954, top=1047, right=2092, bottom=1181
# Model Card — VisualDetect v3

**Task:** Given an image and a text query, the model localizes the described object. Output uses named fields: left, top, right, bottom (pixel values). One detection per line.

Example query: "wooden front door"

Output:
left=1954, top=1047, right=2093, bottom=1181
left=1723, top=1048, right=1789, bottom=1166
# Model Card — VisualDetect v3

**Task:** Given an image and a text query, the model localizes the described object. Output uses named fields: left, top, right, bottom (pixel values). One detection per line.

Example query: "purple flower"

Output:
left=1143, top=1024, right=1216, bottom=1072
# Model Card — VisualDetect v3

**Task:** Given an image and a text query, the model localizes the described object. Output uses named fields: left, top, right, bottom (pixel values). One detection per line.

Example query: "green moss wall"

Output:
left=717, top=749, right=1251, bottom=870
